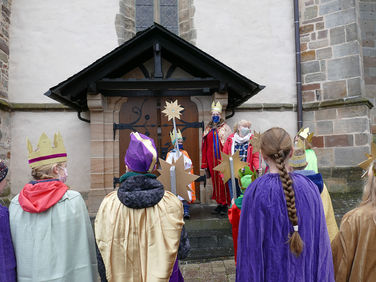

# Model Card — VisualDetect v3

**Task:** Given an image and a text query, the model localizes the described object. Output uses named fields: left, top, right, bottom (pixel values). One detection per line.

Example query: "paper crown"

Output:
left=124, top=132, right=157, bottom=173
left=211, top=101, right=222, bottom=113
left=297, top=127, right=314, bottom=143
left=289, top=139, right=308, bottom=169
left=170, top=129, right=183, bottom=144
left=27, top=132, right=67, bottom=169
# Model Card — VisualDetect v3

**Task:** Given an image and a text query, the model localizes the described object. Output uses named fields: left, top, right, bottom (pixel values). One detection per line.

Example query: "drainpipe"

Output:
left=294, top=0, right=303, bottom=130
left=77, top=111, right=90, bottom=123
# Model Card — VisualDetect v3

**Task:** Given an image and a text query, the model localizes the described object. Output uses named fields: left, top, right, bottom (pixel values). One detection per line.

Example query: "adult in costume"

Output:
left=0, top=160, right=16, bottom=282
left=331, top=146, right=376, bottom=281
left=236, top=127, right=334, bottom=281
left=9, top=132, right=97, bottom=282
left=166, top=129, right=195, bottom=219
left=95, top=132, right=187, bottom=282
left=222, top=120, right=260, bottom=198
left=289, top=141, right=338, bottom=241
left=201, top=101, right=232, bottom=214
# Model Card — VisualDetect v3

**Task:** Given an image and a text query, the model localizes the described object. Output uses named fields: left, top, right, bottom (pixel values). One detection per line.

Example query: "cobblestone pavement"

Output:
left=180, top=258, right=236, bottom=282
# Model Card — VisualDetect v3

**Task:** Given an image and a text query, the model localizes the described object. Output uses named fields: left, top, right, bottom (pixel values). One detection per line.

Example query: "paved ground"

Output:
left=180, top=258, right=236, bottom=282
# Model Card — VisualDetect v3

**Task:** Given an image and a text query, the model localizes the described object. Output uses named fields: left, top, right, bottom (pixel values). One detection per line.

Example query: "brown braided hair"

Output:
left=261, top=127, right=304, bottom=256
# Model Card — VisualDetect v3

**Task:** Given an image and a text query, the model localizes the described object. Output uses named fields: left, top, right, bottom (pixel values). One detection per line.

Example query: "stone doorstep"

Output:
left=183, top=204, right=234, bottom=260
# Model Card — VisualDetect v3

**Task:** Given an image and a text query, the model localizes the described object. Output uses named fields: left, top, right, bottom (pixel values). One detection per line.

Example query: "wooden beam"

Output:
left=96, top=78, right=220, bottom=90
left=100, top=89, right=211, bottom=97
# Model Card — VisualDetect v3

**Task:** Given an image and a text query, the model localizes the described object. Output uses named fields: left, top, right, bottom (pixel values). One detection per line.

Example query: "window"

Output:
left=136, top=0, right=178, bottom=34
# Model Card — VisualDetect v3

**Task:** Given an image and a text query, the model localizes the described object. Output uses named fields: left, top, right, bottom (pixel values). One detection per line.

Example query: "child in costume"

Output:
left=9, top=132, right=97, bottom=282
left=227, top=166, right=255, bottom=263
left=236, top=127, right=334, bottom=281
left=0, top=160, right=16, bottom=282
left=223, top=120, right=260, bottom=199
left=289, top=139, right=338, bottom=242
left=201, top=101, right=232, bottom=215
left=331, top=145, right=376, bottom=281
left=295, top=127, right=318, bottom=172
left=166, top=129, right=195, bottom=219
left=95, top=132, right=188, bottom=282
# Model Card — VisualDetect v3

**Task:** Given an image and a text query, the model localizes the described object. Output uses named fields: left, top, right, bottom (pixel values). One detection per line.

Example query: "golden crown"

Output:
left=170, top=129, right=183, bottom=144
left=297, top=127, right=314, bottom=143
left=27, top=132, right=67, bottom=168
left=211, top=101, right=222, bottom=113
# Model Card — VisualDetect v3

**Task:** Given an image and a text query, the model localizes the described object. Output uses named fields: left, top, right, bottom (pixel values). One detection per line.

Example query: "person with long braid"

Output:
left=236, top=127, right=334, bottom=281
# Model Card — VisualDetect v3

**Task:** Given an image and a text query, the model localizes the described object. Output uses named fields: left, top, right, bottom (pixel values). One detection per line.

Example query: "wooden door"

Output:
left=119, top=97, right=159, bottom=175
left=119, top=97, right=200, bottom=201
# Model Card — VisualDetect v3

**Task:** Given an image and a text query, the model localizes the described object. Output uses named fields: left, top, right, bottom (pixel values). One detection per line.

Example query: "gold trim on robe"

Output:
left=95, top=191, right=184, bottom=282
left=321, top=184, right=338, bottom=242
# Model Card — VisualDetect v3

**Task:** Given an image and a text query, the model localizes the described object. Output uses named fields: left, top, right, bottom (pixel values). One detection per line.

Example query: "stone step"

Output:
left=183, top=204, right=234, bottom=261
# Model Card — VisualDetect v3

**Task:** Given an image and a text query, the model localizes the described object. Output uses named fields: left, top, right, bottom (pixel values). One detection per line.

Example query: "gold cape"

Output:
left=95, top=191, right=184, bottom=282
left=321, top=184, right=338, bottom=242
left=331, top=204, right=376, bottom=282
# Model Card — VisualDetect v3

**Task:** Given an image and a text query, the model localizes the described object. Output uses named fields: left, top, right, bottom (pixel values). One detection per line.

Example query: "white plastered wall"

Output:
left=195, top=0, right=298, bottom=133
left=8, top=0, right=119, bottom=194
left=10, top=112, right=90, bottom=193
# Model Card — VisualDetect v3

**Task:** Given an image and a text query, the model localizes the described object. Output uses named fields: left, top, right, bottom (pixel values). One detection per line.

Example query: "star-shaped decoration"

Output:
left=358, top=142, right=376, bottom=170
left=157, top=155, right=199, bottom=201
left=162, top=100, right=184, bottom=121
left=298, top=127, right=310, bottom=139
left=213, top=151, right=248, bottom=183
left=250, top=131, right=262, bottom=153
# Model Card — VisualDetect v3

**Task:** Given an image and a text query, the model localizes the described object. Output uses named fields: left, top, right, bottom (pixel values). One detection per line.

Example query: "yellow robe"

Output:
left=331, top=204, right=376, bottom=282
left=321, top=184, right=338, bottom=242
left=95, top=191, right=184, bottom=282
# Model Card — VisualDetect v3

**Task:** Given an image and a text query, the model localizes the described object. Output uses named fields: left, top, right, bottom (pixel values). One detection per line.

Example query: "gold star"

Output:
left=250, top=131, right=262, bottom=153
left=213, top=151, right=248, bottom=183
left=157, top=155, right=199, bottom=201
left=162, top=100, right=184, bottom=121
left=358, top=142, right=376, bottom=170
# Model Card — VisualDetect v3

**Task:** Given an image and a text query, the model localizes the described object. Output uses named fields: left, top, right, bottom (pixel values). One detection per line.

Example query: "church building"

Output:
left=0, top=0, right=374, bottom=212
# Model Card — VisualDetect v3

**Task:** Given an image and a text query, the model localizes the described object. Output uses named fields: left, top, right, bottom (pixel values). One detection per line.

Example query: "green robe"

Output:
left=9, top=190, right=97, bottom=282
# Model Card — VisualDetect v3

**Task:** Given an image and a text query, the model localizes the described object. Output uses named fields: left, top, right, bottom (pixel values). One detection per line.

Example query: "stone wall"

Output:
left=178, top=0, right=196, bottom=44
left=299, top=0, right=372, bottom=192
left=359, top=0, right=376, bottom=137
left=0, top=0, right=11, bottom=205
left=116, top=0, right=136, bottom=45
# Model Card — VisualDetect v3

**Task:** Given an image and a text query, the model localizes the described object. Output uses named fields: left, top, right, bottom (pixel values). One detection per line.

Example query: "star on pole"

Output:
left=162, top=100, right=184, bottom=121
left=157, top=155, right=199, bottom=201
left=250, top=131, right=262, bottom=153
left=213, top=151, right=248, bottom=183
left=358, top=142, right=376, bottom=170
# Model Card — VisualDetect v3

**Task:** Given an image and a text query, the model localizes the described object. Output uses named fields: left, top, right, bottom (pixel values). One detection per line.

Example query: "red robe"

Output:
left=201, top=121, right=232, bottom=205
left=228, top=204, right=241, bottom=263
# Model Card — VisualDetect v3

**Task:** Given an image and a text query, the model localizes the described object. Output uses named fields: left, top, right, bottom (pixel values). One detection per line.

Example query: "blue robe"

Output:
left=236, top=173, right=334, bottom=281
left=0, top=205, right=16, bottom=282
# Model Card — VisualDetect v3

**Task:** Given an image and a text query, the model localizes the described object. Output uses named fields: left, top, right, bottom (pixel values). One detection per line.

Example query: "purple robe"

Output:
left=169, top=259, right=184, bottom=282
left=0, top=205, right=16, bottom=282
left=236, top=173, right=334, bottom=282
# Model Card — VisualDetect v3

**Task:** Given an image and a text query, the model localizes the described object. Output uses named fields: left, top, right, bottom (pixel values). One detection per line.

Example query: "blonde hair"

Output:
left=261, top=127, right=304, bottom=256
left=361, top=161, right=376, bottom=209
left=234, top=120, right=252, bottom=133
left=31, top=162, right=66, bottom=180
